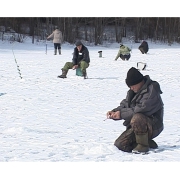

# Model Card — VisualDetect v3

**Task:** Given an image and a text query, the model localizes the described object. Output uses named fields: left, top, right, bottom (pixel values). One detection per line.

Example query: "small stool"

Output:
left=76, top=68, right=83, bottom=76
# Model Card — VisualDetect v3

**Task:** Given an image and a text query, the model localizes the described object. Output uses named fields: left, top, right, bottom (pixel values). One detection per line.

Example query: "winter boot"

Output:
left=149, top=139, right=158, bottom=149
left=132, top=132, right=149, bottom=153
left=58, top=49, right=61, bottom=55
left=82, top=71, right=87, bottom=79
left=57, top=70, right=67, bottom=78
left=54, top=49, right=57, bottom=55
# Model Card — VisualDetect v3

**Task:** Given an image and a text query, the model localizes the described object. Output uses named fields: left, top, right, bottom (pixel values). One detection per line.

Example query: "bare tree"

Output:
left=1, top=17, right=180, bottom=45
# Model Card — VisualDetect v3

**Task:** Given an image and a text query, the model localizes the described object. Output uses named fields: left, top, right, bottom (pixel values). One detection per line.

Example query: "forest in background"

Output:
left=0, top=17, right=180, bottom=45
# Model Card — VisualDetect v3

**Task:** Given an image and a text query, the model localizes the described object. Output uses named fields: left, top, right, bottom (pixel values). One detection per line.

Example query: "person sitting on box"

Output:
left=57, top=40, right=90, bottom=79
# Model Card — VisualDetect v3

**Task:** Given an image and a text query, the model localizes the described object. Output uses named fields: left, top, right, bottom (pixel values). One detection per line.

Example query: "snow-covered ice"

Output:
left=0, top=38, right=179, bottom=179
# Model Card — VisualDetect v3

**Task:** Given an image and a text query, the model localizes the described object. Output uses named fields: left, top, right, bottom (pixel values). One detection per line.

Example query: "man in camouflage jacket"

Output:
left=115, top=44, right=131, bottom=61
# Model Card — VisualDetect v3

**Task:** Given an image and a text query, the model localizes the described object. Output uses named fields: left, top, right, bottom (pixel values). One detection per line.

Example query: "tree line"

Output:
left=0, top=17, right=179, bottom=45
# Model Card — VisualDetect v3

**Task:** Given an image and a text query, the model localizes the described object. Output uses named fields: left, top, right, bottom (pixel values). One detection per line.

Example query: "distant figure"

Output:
left=139, top=40, right=149, bottom=54
left=106, top=67, right=164, bottom=153
left=115, top=44, right=131, bottom=61
left=47, top=27, right=63, bottom=55
left=57, top=40, right=90, bottom=79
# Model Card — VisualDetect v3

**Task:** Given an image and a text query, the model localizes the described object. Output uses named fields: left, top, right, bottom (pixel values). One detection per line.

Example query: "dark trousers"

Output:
left=120, top=54, right=131, bottom=60
left=54, top=43, right=61, bottom=49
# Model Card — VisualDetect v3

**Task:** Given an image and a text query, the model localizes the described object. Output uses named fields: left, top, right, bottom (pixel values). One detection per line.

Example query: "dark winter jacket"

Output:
left=72, top=45, right=90, bottom=65
left=112, top=75, right=164, bottom=131
left=139, top=41, right=149, bottom=53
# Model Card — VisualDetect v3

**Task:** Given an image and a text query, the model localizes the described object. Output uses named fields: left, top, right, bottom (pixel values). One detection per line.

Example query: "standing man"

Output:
left=47, top=26, right=63, bottom=55
left=106, top=67, right=164, bottom=153
left=57, top=40, right=90, bottom=79
left=139, top=40, right=149, bottom=54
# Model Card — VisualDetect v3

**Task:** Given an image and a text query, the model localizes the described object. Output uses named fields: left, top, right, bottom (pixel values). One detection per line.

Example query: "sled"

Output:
left=76, top=68, right=83, bottom=76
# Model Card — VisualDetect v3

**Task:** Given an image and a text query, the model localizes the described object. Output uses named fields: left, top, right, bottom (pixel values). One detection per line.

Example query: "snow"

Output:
left=0, top=37, right=179, bottom=179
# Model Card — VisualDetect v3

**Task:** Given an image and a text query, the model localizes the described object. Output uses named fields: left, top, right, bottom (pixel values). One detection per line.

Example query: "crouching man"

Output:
left=106, top=67, right=164, bottom=153
left=139, top=40, right=149, bottom=54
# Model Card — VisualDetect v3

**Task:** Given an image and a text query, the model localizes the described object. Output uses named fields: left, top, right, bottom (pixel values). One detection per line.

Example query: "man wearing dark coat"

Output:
left=106, top=67, right=164, bottom=153
left=57, top=40, right=90, bottom=79
left=139, top=40, right=149, bottom=54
